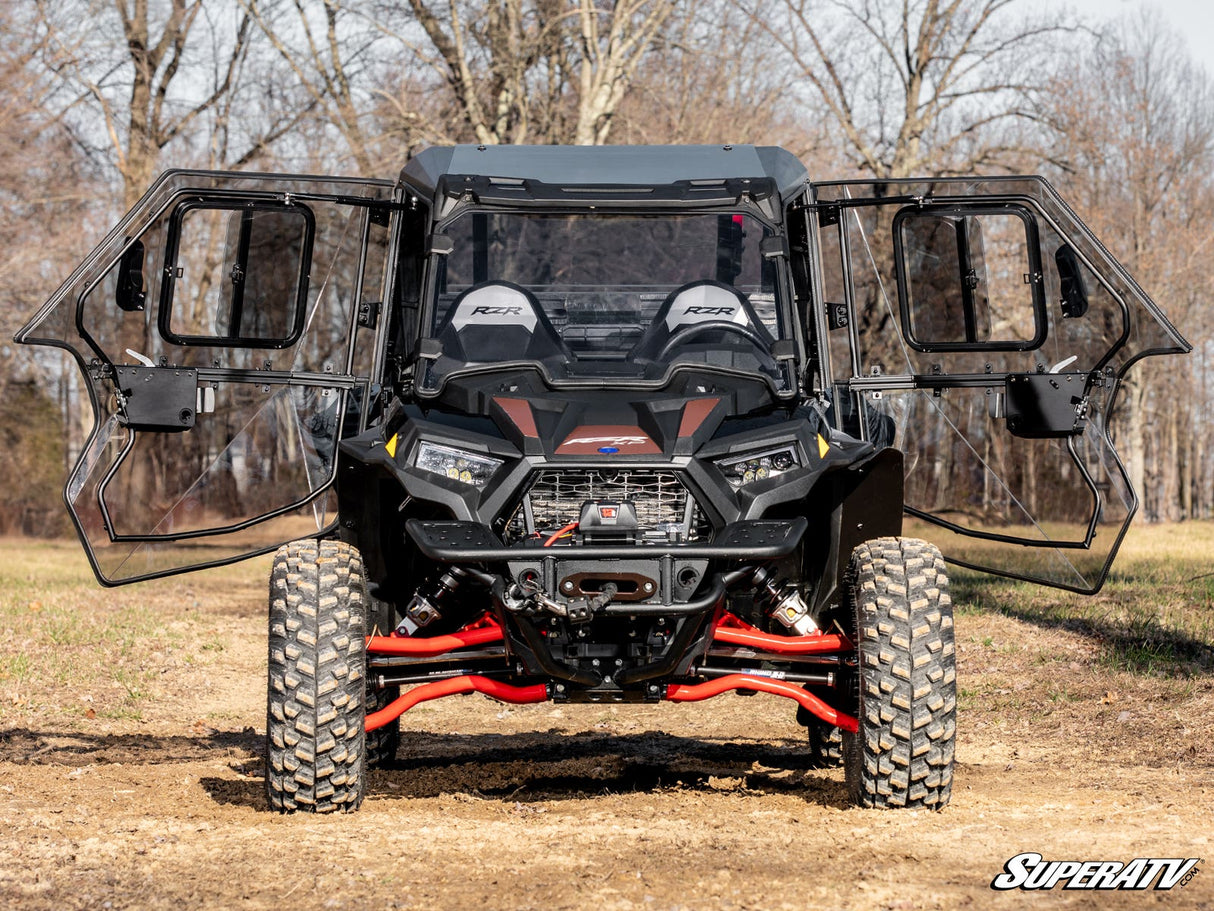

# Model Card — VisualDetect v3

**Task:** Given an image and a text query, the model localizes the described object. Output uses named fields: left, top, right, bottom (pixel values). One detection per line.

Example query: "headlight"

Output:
left=413, top=442, right=503, bottom=488
left=714, top=445, right=800, bottom=489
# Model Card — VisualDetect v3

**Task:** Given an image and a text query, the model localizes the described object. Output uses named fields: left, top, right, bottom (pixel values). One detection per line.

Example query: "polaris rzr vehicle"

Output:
left=16, top=145, right=1187, bottom=813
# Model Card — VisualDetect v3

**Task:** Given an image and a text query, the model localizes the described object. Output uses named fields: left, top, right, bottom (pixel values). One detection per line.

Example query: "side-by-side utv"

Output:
left=16, top=145, right=1188, bottom=812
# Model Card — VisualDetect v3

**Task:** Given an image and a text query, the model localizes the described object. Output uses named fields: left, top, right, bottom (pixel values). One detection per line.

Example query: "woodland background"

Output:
left=1, top=0, right=1211, bottom=536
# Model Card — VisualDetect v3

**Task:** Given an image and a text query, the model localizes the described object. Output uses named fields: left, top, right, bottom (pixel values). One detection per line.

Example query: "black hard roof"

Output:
left=400, top=144, right=809, bottom=202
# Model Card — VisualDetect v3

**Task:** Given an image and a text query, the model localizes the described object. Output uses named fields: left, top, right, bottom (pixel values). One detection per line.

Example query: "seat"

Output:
left=630, top=280, right=775, bottom=364
left=435, top=281, right=569, bottom=364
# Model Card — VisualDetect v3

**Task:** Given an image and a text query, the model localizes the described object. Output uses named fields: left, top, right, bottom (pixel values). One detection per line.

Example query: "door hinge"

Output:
left=358, top=300, right=381, bottom=329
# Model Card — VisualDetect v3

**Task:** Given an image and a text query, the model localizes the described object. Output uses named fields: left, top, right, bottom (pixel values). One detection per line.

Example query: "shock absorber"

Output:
left=396, top=567, right=472, bottom=636
left=751, top=566, right=819, bottom=637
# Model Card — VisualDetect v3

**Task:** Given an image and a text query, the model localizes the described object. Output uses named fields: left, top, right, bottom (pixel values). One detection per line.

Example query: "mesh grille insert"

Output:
left=503, top=469, right=711, bottom=544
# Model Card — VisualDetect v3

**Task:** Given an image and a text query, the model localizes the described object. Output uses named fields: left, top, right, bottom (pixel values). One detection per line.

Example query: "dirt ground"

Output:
left=0, top=537, right=1211, bottom=910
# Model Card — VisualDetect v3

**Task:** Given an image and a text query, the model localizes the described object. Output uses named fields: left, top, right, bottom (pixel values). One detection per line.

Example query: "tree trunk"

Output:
left=1120, top=376, right=1148, bottom=519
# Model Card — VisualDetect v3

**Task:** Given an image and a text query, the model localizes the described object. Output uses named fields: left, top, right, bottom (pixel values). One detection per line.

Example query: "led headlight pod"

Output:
left=714, top=445, right=800, bottom=490
left=413, top=442, right=503, bottom=488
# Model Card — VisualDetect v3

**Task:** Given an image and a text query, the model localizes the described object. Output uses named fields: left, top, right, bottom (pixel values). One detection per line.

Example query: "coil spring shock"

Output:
left=750, top=566, right=818, bottom=636
left=397, top=567, right=473, bottom=635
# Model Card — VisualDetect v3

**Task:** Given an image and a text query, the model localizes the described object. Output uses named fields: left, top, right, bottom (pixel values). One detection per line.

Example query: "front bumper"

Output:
left=404, top=517, right=807, bottom=562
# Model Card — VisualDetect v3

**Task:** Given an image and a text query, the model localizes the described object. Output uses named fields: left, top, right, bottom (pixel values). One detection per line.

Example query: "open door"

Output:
left=16, top=170, right=398, bottom=584
left=810, top=176, right=1189, bottom=592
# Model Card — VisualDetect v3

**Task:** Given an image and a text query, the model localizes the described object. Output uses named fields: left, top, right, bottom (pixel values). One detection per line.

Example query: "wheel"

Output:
left=365, top=595, right=400, bottom=768
left=842, top=537, right=956, bottom=809
left=805, top=718, right=844, bottom=768
left=796, top=688, right=844, bottom=768
left=265, top=539, right=369, bottom=812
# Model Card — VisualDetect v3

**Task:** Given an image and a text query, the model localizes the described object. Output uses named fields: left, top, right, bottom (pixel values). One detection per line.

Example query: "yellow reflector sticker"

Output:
left=817, top=434, right=830, bottom=458
left=385, top=434, right=399, bottom=459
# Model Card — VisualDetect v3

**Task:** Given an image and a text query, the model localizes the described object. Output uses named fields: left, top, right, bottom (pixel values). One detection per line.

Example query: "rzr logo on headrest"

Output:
left=470, top=306, right=524, bottom=316
left=683, top=306, right=735, bottom=316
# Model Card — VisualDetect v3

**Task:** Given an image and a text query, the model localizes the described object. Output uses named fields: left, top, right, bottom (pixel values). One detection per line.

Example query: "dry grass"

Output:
left=951, top=520, right=1214, bottom=677
left=0, top=538, right=269, bottom=728
left=941, top=522, right=1214, bottom=773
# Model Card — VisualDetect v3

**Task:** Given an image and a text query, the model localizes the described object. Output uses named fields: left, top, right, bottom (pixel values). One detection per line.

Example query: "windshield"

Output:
left=418, top=211, right=791, bottom=392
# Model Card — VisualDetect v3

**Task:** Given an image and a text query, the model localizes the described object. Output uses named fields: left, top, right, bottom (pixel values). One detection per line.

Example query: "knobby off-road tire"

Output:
left=806, top=719, right=844, bottom=768
left=266, top=539, right=370, bottom=812
left=843, top=537, right=956, bottom=809
left=365, top=595, right=400, bottom=768
left=797, top=690, right=844, bottom=767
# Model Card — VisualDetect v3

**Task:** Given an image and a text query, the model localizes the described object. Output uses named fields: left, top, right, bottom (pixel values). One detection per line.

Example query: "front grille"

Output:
left=503, top=469, right=712, bottom=544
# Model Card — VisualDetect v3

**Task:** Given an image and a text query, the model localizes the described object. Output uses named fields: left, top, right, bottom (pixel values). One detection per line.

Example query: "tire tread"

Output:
left=265, top=539, right=367, bottom=813
left=844, top=537, right=956, bottom=810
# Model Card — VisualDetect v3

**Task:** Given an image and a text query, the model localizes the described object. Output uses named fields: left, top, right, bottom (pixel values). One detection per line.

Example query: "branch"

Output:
left=159, top=10, right=253, bottom=149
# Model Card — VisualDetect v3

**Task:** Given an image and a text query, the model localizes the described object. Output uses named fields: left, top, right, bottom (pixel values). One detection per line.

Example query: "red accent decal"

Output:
left=666, top=674, right=858, bottom=732
left=556, top=425, right=661, bottom=454
left=677, top=398, right=720, bottom=438
left=493, top=397, right=539, bottom=438
left=366, top=676, right=549, bottom=732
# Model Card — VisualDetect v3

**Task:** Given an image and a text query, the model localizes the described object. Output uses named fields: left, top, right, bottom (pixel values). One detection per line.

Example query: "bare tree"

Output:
left=379, top=0, right=677, bottom=145
left=239, top=0, right=389, bottom=174
left=34, top=0, right=276, bottom=206
left=0, top=4, right=101, bottom=534
left=750, top=0, right=1074, bottom=178
left=0, top=5, right=99, bottom=356
left=394, top=0, right=548, bottom=144
left=1042, top=10, right=1214, bottom=521
left=570, top=0, right=679, bottom=143
left=614, top=0, right=801, bottom=147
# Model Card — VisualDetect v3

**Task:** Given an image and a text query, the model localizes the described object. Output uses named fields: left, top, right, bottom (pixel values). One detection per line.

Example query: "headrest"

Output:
left=446, top=283, right=540, bottom=332
left=437, top=281, right=569, bottom=365
left=663, top=282, right=756, bottom=331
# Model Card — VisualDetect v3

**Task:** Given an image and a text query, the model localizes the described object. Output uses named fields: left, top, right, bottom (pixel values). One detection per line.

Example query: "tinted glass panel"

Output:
left=164, top=204, right=311, bottom=347
left=898, top=209, right=1041, bottom=350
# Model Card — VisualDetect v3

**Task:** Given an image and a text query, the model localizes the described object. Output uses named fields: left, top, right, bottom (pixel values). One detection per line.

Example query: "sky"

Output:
left=1059, top=0, right=1214, bottom=76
